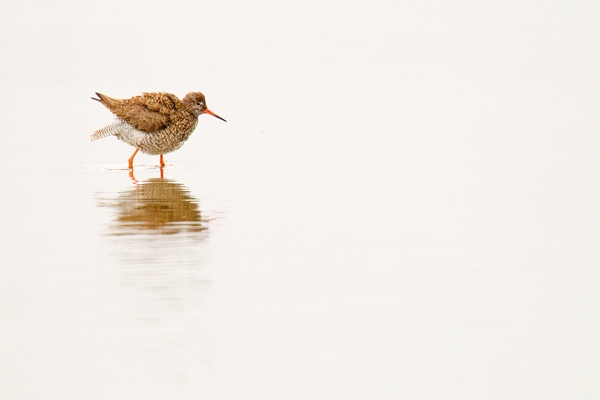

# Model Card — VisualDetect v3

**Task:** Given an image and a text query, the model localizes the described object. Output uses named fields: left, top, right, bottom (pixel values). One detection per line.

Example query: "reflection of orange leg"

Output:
left=128, top=168, right=138, bottom=183
left=159, top=154, right=165, bottom=167
left=128, top=148, right=139, bottom=169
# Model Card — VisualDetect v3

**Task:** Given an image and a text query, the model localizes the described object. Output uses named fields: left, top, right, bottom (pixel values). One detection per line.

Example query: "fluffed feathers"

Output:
left=91, top=118, right=125, bottom=141
left=93, top=92, right=182, bottom=133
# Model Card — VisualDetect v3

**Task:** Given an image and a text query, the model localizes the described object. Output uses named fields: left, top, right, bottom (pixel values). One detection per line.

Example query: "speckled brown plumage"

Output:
left=92, top=91, right=226, bottom=168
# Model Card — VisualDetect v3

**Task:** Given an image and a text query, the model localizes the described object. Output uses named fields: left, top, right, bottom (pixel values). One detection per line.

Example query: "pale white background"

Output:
left=0, top=1, right=599, bottom=399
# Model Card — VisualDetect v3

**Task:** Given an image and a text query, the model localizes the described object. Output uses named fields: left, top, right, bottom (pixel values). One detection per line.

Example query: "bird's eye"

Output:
left=196, top=102, right=203, bottom=106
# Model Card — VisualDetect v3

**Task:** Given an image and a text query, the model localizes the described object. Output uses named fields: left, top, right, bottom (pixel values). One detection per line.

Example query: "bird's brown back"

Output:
left=94, top=92, right=183, bottom=133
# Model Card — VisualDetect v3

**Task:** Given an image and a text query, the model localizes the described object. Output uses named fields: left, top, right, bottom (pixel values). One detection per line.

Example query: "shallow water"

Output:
left=1, top=1, right=600, bottom=399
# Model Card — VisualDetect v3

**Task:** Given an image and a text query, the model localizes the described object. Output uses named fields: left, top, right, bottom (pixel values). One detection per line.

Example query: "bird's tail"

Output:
left=91, top=92, right=104, bottom=102
left=91, top=119, right=124, bottom=141
left=91, top=92, right=121, bottom=109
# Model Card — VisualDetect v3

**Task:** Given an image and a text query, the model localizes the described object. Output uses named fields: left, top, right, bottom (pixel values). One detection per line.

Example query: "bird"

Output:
left=91, top=91, right=226, bottom=168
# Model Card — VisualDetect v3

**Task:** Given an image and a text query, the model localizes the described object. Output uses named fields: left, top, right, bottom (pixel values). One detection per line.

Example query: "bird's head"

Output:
left=183, top=92, right=226, bottom=121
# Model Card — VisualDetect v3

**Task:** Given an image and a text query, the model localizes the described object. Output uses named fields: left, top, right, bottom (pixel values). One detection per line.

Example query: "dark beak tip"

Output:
left=205, top=109, right=227, bottom=122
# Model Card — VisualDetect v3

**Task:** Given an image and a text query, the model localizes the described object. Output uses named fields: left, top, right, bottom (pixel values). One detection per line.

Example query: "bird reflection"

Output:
left=100, top=175, right=207, bottom=236
left=96, top=172, right=211, bottom=377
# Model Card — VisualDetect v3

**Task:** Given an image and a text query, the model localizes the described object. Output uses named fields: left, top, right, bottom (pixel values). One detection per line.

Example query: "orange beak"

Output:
left=204, top=108, right=227, bottom=122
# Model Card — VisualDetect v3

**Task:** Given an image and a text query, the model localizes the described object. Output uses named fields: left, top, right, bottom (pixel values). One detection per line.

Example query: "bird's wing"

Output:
left=111, top=92, right=180, bottom=133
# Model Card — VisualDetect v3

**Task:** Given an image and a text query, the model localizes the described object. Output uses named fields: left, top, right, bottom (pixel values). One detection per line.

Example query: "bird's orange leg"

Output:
left=128, top=148, right=139, bottom=169
left=159, top=154, right=165, bottom=167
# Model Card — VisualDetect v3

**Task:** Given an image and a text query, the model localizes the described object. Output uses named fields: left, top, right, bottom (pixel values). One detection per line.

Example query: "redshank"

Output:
left=91, top=91, right=226, bottom=168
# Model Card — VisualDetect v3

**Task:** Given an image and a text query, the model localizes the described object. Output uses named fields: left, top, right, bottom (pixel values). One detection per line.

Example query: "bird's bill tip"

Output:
left=204, top=109, right=227, bottom=122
